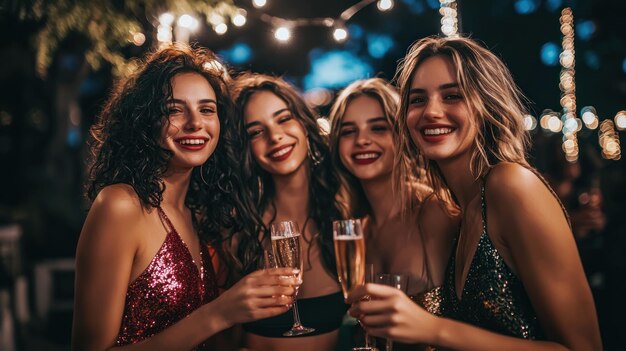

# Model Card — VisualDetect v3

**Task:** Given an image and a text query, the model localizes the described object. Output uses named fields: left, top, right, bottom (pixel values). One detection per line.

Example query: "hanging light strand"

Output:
left=559, top=7, right=579, bottom=162
left=439, top=0, right=459, bottom=38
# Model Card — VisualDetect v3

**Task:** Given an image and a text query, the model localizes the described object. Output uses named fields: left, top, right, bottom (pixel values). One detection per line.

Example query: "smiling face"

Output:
left=243, top=90, right=309, bottom=176
left=338, top=95, right=394, bottom=181
left=161, top=72, right=220, bottom=172
left=406, top=55, right=477, bottom=164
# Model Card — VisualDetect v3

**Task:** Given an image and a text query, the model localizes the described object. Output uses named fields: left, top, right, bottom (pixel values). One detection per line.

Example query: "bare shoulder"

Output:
left=80, top=184, right=148, bottom=250
left=485, top=163, right=549, bottom=205
left=418, top=191, right=459, bottom=243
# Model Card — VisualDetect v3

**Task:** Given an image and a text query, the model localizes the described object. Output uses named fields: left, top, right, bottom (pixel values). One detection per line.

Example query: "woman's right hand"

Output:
left=211, top=268, right=301, bottom=327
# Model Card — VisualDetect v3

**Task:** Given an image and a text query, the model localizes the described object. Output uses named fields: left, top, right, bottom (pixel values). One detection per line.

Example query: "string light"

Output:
left=439, top=0, right=459, bottom=37
left=214, top=23, right=228, bottom=35
left=274, top=26, right=291, bottom=42
left=333, top=26, right=348, bottom=42
left=558, top=7, right=579, bottom=162
left=599, top=120, right=621, bottom=160
left=253, top=0, right=267, bottom=8
left=615, top=110, right=626, bottom=131
left=233, top=9, right=247, bottom=27
left=377, top=0, right=394, bottom=11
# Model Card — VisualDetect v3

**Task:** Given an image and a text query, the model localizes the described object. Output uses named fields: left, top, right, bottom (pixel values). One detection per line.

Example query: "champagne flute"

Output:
left=332, top=219, right=366, bottom=300
left=377, top=273, right=409, bottom=351
left=334, top=220, right=376, bottom=349
left=270, top=220, right=315, bottom=336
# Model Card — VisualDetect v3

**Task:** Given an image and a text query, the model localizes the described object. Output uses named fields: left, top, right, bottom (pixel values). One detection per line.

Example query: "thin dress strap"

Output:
left=416, top=192, right=436, bottom=289
left=156, top=206, right=175, bottom=234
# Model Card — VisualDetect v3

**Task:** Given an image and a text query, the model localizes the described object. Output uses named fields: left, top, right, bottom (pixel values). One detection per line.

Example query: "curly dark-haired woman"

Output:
left=72, top=45, right=300, bottom=351
left=228, top=73, right=345, bottom=351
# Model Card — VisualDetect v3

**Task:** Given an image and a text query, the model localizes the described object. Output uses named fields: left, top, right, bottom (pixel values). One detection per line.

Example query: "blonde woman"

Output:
left=329, top=78, right=457, bottom=317
left=347, top=37, right=601, bottom=350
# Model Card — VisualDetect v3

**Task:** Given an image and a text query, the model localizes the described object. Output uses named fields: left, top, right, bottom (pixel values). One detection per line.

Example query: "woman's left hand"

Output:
left=347, top=283, right=439, bottom=345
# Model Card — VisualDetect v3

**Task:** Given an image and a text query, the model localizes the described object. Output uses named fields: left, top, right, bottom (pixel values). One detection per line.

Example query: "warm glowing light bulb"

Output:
left=178, top=14, right=198, bottom=31
left=214, top=23, right=228, bottom=35
left=275, top=26, right=291, bottom=42
left=253, top=0, right=267, bottom=8
left=333, top=27, right=348, bottom=42
left=159, top=13, right=175, bottom=26
left=233, top=10, right=247, bottom=27
left=377, top=0, right=394, bottom=11
left=616, top=111, right=626, bottom=130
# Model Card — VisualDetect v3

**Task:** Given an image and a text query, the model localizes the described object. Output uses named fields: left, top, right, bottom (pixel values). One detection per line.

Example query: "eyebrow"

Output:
left=168, top=98, right=217, bottom=104
left=409, top=82, right=459, bottom=94
left=340, top=116, right=387, bottom=127
left=245, top=108, right=290, bottom=129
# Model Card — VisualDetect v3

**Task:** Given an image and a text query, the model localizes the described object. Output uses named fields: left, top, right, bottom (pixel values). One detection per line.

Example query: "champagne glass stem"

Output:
left=291, top=297, right=304, bottom=328
left=386, top=339, right=393, bottom=351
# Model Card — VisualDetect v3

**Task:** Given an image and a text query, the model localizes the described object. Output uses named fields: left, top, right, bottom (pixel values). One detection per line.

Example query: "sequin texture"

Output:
left=440, top=182, right=545, bottom=340
left=116, top=207, right=218, bottom=349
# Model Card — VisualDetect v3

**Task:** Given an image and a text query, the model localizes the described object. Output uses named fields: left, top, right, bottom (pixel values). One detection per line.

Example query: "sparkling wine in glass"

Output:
left=333, top=219, right=366, bottom=300
left=377, top=273, right=409, bottom=351
left=270, top=220, right=315, bottom=336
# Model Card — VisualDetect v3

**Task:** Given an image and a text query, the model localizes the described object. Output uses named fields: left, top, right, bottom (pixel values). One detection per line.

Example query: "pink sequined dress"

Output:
left=115, top=207, right=219, bottom=349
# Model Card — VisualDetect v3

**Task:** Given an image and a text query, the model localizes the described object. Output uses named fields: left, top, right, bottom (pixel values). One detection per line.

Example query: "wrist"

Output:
left=201, top=301, right=232, bottom=333
left=430, top=315, right=449, bottom=347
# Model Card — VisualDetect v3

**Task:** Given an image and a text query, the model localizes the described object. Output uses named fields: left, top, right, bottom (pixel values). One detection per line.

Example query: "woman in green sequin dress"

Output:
left=347, top=36, right=601, bottom=350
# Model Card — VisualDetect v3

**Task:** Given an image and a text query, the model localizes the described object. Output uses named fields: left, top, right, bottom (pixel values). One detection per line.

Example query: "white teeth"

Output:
left=178, top=139, right=205, bottom=145
left=271, top=145, right=293, bottom=158
left=354, top=153, right=379, bottom=160
left=424, top=128, right=453, bottom=136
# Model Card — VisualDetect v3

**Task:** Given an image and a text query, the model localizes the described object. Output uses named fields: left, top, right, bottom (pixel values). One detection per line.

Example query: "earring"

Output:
left=307, top=138, right=322, bottom=167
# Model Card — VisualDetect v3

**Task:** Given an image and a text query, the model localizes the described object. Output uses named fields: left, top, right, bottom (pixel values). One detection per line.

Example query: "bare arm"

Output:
left=72, top=185, right=299, bottom=351
left=347, top=164, right=601, bottom=351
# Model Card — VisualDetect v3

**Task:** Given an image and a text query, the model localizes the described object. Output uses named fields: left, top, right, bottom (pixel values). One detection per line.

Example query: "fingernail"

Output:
left=292, top=269, right=300, bottom=274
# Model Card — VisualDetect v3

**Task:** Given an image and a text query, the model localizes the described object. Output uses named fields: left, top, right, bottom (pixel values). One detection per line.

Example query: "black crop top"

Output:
left=242, top=291, right=348, bottom=337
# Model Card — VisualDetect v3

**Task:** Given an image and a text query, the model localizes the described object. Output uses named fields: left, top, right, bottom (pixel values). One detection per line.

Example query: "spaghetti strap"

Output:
left=417, top=192, right=436, bottom=289
left=156, top=206, right=175, bottom=234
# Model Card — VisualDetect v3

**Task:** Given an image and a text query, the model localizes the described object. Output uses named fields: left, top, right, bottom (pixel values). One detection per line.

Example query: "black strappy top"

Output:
left=440, top=180, right=545, bottom=340
left=242, top=291, right=348, bottom=337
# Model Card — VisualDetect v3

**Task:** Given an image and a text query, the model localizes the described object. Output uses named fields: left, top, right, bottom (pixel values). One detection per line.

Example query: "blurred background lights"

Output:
left=157, top=25, right=173, bottom=43
left=275, top=26, right=291, bottom=42
left=316, top=117, right=331, bottom=135
left=233, top=9, right=247, bottom=27
left=523, top=114, right=537, bottom=130
left=214, top=23, right=228, bottom=35
left=576, top=20, right=596, bottom=41
left=377, top=0, right=394, bottom=11
left=545, top=0, right=563, bottom=12
left=304, top=50, right=373, bottom=90
left=159, top=13, right=175, bottom=26
left=622, top=57, right=626, bottom=73
left=304, top=88, right=333, bottom=107
left=333, top=27, right=348, bottom=42
left=584, top=51, right=600, bottom=70
left=253, top=0, right=267, bottom=8
left=131, top=32, right=145, bottom=46
left=401, top=0, right=426, bottom=14
left=548, top=115, right=563, bottom=132
left=615, top=111, right=626, bottom=131
left=366, top=33, right=394, bottom=58
left=514, top=0, right=539, bottom=15
left=541, top=42, right=560, bottom=66
left=178, top=14, right=199, bottom=31
left=219, top=42, right=253, bottom=65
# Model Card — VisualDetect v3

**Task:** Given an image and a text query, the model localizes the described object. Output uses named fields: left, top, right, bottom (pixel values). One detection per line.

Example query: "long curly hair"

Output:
left=394, top=36, right=530, bottom=211
left=86, top=43, right=241, bottom=243
left=228, top=73, right=341, bottom=278
left=328, top=78, right=412, bottom=218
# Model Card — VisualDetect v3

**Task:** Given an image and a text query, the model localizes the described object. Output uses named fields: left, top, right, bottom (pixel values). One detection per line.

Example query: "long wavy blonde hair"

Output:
left=328, top=77, right=416, bottom=218
left=395, top=36, right=530, bottom=211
